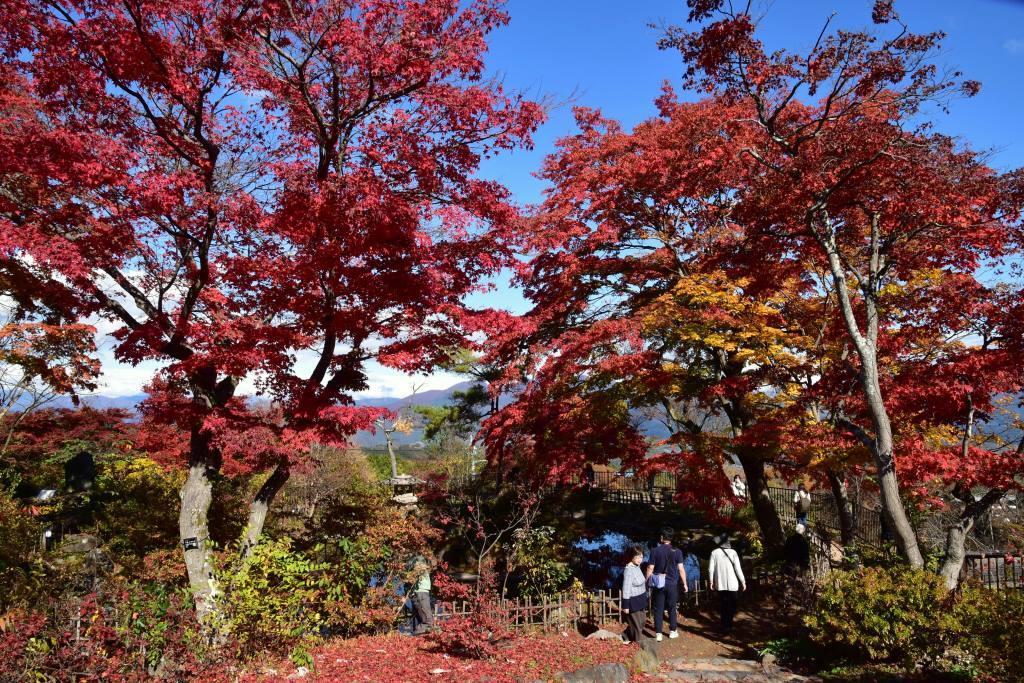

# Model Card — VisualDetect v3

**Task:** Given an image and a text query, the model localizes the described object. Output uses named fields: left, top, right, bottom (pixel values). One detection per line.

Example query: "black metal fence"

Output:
left=768, top=486, right=883, bottom=548
left=962, top=552, right=1024, bottom=590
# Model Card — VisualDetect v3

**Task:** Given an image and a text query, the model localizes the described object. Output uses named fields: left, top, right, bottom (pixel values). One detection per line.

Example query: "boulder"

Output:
left=585, top=628, right=622, bottom=641
left=640, top=636, right=660, bottom=660
left=60, top=534, right=100, bottom=553
left=556, top=663, right=629, bottom=683
left=634, top=638, right=660, bottom=674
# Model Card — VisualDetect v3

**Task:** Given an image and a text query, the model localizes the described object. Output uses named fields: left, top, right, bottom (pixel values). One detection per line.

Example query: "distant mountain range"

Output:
left=38, top=381, right=478, bottom=448
left=30, top=385, right=1024, bottom=451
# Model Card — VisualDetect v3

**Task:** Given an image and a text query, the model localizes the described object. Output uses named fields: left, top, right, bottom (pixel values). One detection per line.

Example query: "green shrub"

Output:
left=805, top=566, right=964, bottom=665
left=805, top=567, right=1023, bottom=681
left=218, top=538, right=328, bottom=659
left=506, top=526, right=574, bottom=598
left=956, top=582, right=1024, bottom=682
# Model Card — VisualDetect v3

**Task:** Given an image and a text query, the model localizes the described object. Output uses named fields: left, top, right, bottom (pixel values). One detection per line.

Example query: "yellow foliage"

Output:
left=392, top=415, right=415, bottom=434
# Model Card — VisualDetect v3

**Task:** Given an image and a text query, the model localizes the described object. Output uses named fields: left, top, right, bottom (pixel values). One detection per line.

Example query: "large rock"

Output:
left=585, top=628, right=622, bottom=641
left=634, top=637, right=660, bottom=674
left=556, top=663, right=629, bottom=683
left=60, top=534, right=100, bottom=553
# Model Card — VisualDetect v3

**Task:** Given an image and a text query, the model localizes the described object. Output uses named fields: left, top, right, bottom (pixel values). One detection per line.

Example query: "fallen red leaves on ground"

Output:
left=242, top=631, right=636, bottom=682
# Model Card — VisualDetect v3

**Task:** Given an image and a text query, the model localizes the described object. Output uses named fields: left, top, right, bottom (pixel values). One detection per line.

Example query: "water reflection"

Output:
left=574, top=530, right=645, bottom=590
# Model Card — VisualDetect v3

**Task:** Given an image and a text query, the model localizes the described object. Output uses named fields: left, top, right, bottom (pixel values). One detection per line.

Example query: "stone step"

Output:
left=656, top=657, right=815, bottom=682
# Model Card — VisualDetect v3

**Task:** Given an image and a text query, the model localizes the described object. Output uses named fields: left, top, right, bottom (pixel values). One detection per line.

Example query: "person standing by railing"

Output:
left=793, top=483, right=811, bottom=527
left=680, top=539, right=701, bottom=604
left=410, top=555, right=434, bottom=635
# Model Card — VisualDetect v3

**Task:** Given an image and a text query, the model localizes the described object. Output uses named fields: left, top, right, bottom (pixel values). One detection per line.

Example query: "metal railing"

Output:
left=768, top=486, right=883, bottom=549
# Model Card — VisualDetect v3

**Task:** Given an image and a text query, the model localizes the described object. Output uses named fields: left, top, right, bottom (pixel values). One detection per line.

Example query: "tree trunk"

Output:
left=385, top=432, right=399, bottom=479
left=178, top=369, right=235, bottom=632
left=179, top=455, right=220, bottom=628
left=242, top=460, right=290, bottom=557
left=867, top=378, right=924, bottom=567
left=820, top=227, right=923, bottom=567
left=737, top=452, right=785, bottom=556
left=827, top=468, right=855, bottom=546
left=939, top=488, right=1004, bottom=590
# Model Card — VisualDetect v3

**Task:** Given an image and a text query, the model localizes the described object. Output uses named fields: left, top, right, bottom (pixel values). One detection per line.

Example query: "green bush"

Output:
left=0, top=493, right=40, bottom=609
left=218, top=538, right=328, bottom=660
left=506, top=526, right=574, bottom=598
left=956, top=583, right=1024, bottom=682
left=805, top=566, right=963, bottom=665
left=806, top=566, right=1024, bottom=681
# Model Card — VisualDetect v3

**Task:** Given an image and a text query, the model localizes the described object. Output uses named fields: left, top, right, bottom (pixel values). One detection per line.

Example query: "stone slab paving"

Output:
left=652, top=657, right=820, bottom=682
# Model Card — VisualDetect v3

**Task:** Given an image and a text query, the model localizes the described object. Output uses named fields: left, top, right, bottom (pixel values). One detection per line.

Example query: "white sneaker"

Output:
left=656, top=633, right=663, bottom=642
left=669, top=630, right=679, bottom=639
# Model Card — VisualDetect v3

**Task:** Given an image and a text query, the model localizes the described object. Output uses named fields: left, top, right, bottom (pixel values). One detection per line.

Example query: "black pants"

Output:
left=718, top=590, right=739, bottom=631
left=625, top=608, right=646, bottom=643
left=412, top=591, right=433, bottom=634
left=652, top=584, right=679, bottom=633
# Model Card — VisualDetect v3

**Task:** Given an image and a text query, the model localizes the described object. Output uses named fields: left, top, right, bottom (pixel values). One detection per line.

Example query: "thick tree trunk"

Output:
left=939, top=488, right=1004, bottom=590
left=821, top=227, right=923, bottom=567
left=179, top=455, right=220, bottom=628
left=179, top=370, right=235, bottom=632
left=737, top=452, right=785, bottom=556
left=866, top=378, right=924, bottom=567
left=385, top=433, right=399, bottom=480
left=827, top=469, right=855, bottom=546
left=242, top=460, right=290, bottom=557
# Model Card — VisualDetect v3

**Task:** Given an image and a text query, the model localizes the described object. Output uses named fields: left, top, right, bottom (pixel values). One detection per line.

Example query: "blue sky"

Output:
left=94, top=0, right=1024, bottom=398
left=469, top=0, right=1024, bottom=313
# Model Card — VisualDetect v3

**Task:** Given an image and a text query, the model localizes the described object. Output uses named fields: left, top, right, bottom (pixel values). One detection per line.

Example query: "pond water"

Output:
left=573, top=530, right=647, bottom=590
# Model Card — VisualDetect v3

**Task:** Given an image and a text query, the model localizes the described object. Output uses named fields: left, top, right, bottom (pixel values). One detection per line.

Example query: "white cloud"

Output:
left=356, top=363, right=464, bottom=399
left=1005, top=39, right=1024, bottom=55
left=91, top=348, right=164, bottom=396
left=88, top=344, right=463, bottom=399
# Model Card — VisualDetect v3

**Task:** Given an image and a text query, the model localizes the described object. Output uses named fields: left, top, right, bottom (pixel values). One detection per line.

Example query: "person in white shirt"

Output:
left=731, top=475, right=747, bottom=500
left=709, top=535, right=746, bottom=633
left=793, top=483, right=811, bottom=526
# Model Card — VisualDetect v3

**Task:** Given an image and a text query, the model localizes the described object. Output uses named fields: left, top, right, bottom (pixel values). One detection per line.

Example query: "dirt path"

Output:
left=652, top=598, right=786, bottom=660
left=601, top=593, right=796, bottom=661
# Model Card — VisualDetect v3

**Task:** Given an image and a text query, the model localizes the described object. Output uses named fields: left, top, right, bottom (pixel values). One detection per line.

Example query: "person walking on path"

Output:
left=783, top=524, right=811, bottom=574
left=680, top=539, right=701, bottom=605
left=783, top=523, right=812, bottom=607
left=410, top=556, right=434, bottom=635
left=621, top=546, right=648, bottom=644
left=709, top=534, right=746, bottom=634
left=646, top=527, right=686, bottom=641
left=793, top=482, right=811, bottom=526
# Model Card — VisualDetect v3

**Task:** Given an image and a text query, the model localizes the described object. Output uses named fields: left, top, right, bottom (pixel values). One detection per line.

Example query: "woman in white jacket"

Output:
left=620, top=546, right=648, bottom=643
left=709, top=535, right=746, bottom=633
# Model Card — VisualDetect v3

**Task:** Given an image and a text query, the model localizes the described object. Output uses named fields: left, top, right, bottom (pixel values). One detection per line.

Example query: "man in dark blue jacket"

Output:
left=646, top=527, right=686, bottom=641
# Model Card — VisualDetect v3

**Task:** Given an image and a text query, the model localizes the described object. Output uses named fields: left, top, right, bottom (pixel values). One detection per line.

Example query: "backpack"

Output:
left=797, top=495, right=811, bottom=514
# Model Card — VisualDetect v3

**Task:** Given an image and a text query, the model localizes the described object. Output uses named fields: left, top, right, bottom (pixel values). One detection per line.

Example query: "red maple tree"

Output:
left=0, top=0, right=541, bottom=623
left=660, top=0, right=1023, bottom=570
left=486, top=1, right=1023, bottom=585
